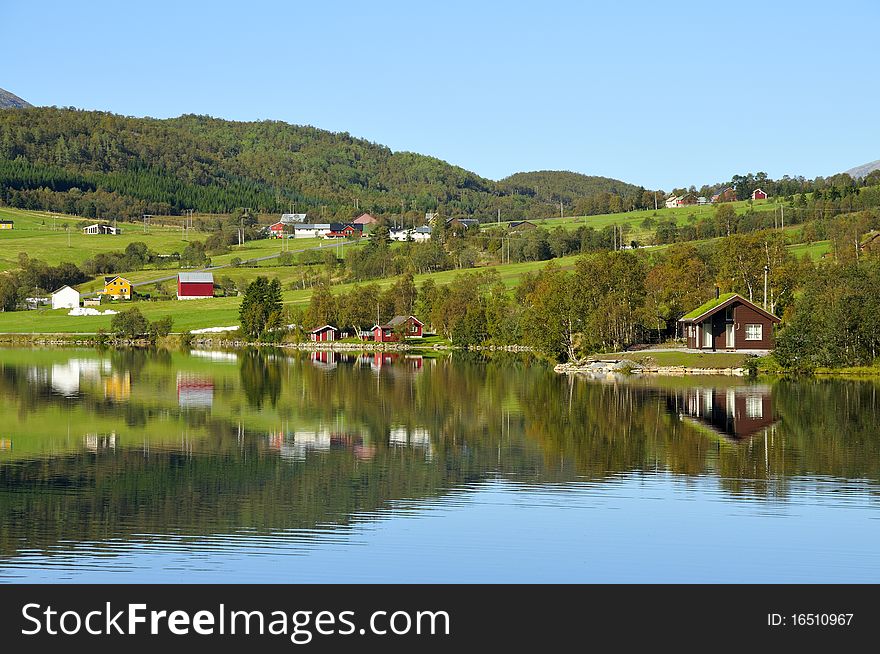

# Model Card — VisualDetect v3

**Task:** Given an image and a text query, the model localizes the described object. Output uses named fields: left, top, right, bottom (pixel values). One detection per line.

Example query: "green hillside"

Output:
left=0, top=107, right=650, bottom=222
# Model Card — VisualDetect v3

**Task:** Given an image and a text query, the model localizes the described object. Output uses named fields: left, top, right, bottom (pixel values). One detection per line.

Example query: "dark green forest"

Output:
left=0, top=107, right=650, bottom=221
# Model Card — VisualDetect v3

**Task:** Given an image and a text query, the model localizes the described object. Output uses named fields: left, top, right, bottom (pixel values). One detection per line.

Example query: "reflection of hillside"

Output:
left=1, top=350, right=880, bottom=560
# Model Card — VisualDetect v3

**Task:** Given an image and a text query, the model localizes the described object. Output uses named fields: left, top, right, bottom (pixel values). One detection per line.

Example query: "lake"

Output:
left=1, top=347, right=879, bottom=583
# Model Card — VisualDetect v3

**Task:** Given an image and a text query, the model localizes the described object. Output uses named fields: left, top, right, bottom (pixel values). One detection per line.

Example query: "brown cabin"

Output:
left=679, top=292, right=780, bottom=351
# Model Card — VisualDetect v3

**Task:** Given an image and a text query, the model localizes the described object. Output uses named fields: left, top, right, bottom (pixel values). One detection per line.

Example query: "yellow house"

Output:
left=103, top=276, right=132, bottom=299
left=0, top=220, right=13, bottom=230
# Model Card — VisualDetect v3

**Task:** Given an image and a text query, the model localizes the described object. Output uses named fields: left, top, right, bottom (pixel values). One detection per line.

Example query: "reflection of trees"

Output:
left=239, top=348, right=283, bottom=408
left=1, top=349, right=880, bottom=559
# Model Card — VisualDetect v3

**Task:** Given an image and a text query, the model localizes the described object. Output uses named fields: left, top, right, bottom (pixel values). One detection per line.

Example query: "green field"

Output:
left=787, top=240, right=832, bottom=260
left=494, top=198, right=783, bottom=242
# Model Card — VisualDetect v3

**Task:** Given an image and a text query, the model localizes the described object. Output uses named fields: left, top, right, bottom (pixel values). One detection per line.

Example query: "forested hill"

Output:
left=0, top=107, right=650, bottom=221
left=500, top=170, right=649, bottom=216
left=0, top=88, right=31, bottom=109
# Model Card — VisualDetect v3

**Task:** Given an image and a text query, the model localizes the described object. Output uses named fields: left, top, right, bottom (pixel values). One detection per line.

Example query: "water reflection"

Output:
left=667, top=385, right=777, bottom=442
left=0, top=348, right=879, bottom=581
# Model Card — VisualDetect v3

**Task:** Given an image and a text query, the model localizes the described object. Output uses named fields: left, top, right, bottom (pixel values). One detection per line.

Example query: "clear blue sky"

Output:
left=3, top=0, right=878, bottom=190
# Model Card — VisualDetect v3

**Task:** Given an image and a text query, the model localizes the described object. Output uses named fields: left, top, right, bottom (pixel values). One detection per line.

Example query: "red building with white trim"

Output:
left=372, top=315, right=424, bottom=342
left=177, top=272, right=214, bottom=300
left=309, top=325, right=338, bottom=342
left=751, top=188, right=767, bottom=200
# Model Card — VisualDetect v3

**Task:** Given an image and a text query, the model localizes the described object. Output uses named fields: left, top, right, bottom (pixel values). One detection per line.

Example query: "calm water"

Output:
left=1, top=347, right=879, bottom=583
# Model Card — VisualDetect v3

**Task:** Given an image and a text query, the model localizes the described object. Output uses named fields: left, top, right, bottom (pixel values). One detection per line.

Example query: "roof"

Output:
left=353, top=213, right=378, bottom=224
left=328, top=222, right=363, bottom=231
left=679, top=293, right=780, bottom=323
left=0, top=220, right=13, bottom=224
left=178, top=272, right=214, bottom=283
left=414, top=226, right=432, bottom=233
left=294, top=223, right=331, bottom=230
left=280, top=213, right=307, bottom=224
left=508, top=221, right=536, bottom=229
left=51, top=285, right=79, bottom=295
left=104, top=275, right=130, bottom=284
left=377, top=315, right=424, bottom=328
left=308, top=324, right=338, bottom=333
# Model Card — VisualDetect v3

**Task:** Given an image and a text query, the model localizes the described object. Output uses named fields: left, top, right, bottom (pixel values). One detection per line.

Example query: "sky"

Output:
left=3, top=0, right=878, bottom=190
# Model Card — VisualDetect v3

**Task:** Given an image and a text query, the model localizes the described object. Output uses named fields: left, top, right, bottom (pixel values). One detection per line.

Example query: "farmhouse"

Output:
left=309, top=325, right=338, bottom=342
left=268, top=222, right=287, bottom=238
left=446, top=218, right=479, bottom=229
left=325, top=223, right=364, bottom=238
left=711, top=187, right=737, bottom=203
left=102, top=276, right=132, bottom=299
left=678, top=291, right=780, bottom=351
left=177, top=272, right=214, bottom=300
left=353, top=213, right=378, bottom=226
left=293, top=224, right=332, bottom=239
left=751, top=188, right=768, bottom=200
left=82, top=223, right=121, bottom=235
left=665, top=195, right=683, bottom=209
left=0, top=220, right=13, bottom=229
left=372, top=315, right=424, bottom=343
left=390, top=226, right=432, bottom=242
left=51, top=285, right=80, bottom=310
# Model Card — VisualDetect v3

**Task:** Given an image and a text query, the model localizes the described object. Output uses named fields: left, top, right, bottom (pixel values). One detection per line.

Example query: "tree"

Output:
left=149, top=315, right=174, bottom=338
left=239, top=276, right=283, bottom=340
left=110, top=307, right=150, bottom=338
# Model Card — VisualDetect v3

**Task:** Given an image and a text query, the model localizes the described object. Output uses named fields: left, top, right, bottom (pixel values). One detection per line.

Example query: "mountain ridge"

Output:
left=0, top=88, right=32, bottom=109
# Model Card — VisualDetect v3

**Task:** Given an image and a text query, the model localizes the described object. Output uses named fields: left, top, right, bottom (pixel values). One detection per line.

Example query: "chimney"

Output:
left=715, top=286, right=720, bottom=299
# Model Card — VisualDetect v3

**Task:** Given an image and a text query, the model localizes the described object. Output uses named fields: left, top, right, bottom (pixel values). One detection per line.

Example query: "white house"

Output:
left=390, top=226, right=432, bottom=242
left=293, top=223, right=331, bottom=239
left=82, top=223, right=121, bottom=235
left=665, top=195, right=683, bottom=209
left=51, top=285, right=81, bottom=309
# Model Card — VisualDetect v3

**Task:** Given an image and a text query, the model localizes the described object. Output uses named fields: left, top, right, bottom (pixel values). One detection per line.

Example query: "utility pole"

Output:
left=654, top=192, right=658, bottom=211
left=497, top=208, right=500, bottom=226
left=559, top=201, right=563, bottom=219
left=67, top=225, right=71, bottom=247
left=781, top=204, right=784, bottom=230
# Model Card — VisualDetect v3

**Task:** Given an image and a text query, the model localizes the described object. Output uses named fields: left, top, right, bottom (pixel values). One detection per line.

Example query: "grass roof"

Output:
left=681, top=293, right=737, bottom=321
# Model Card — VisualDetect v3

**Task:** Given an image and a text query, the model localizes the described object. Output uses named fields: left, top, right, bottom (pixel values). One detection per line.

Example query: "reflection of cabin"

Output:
left=310, top=350, right=338, bottom=369
left=679, top=292, right=780, bottom=351
left=668, top=386, right=777, bottom=441
left=309, top=325, right=338, bottom=342
left=372, top=315, right=424, bottom=342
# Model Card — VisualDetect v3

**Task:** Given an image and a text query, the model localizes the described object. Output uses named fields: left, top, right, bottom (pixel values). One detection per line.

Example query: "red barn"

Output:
left=372, top=315, right=424, bottom=342
left=177, top=272, right=214, bottom=300
left=751, top=188, right=767, bottom=200
left=269, top=221, right=286, bottom=238
left=309, top=325, right=338, bottom=342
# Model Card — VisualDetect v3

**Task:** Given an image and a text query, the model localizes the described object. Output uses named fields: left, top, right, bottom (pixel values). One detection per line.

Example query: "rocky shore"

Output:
left=554, top=359, right=747, bottom=377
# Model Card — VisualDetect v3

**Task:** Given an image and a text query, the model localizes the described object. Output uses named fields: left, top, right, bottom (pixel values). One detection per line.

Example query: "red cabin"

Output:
left=269, top=222, right=286, bottom=238
left=372, top=315, right=424, bottom=342
left=326, top=223, right=364, bottom=238
left=309, top=325, right=338, bottom=342
left=177, top=272, right=214, bottom=300
left=751, top=188, right=767, bottom=200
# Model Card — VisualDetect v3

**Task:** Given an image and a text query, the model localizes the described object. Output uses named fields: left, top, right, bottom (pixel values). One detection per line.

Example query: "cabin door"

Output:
left=725, top=323, right=735, bottom=349
left=702, top=322, right=713, bottom=349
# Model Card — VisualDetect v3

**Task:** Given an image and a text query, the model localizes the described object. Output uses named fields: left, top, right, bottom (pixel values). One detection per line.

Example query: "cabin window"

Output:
left=746, top=396, right=763, bottom=419
left=725, top=306, right=734, bottom=321
left=745, top=324, right=763, bottom=341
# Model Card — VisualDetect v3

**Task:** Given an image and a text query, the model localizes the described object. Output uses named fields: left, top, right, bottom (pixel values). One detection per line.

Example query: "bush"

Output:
left=110, top=307, right=150, bottom=338
left=150, top=315, right=174, bottom=338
